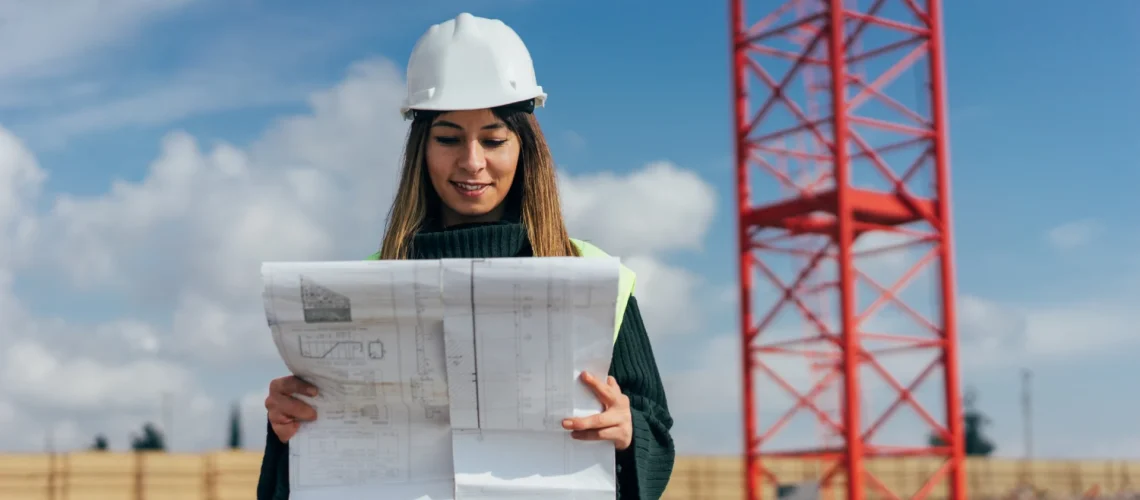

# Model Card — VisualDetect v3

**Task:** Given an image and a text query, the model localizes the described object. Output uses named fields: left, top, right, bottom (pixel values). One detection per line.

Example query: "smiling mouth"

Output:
left=451, top=181, right=490, bottom=196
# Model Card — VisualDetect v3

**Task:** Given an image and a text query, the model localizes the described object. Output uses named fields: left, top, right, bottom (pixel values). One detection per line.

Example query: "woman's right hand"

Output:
left=265, top=375, right=319, bottom=443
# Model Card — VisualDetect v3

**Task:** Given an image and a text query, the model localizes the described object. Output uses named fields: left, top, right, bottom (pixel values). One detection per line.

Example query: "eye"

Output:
left=433, top=136, right=460, bottom=145
left=482, top=139, right=508, bottom=148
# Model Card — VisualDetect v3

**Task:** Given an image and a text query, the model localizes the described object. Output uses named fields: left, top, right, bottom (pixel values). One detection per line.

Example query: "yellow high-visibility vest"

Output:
left=568, top=238, right=636, bottom=344
left=364, top=238, right=636, bottom=343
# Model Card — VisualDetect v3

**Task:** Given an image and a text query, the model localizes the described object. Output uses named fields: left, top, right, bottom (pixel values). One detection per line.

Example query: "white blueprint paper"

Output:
left=261, top=260, right=454, bottom=500
left=439, top=257, right=621, bottom=500
left=261, top=256, right=622, bottom=500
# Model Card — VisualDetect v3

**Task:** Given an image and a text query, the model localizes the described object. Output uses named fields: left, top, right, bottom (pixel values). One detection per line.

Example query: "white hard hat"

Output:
left=401, top=13, right=547, bottom=120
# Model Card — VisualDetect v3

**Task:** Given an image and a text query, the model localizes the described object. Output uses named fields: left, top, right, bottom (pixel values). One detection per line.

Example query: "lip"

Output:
left=450, top=180, right=490, bottom=198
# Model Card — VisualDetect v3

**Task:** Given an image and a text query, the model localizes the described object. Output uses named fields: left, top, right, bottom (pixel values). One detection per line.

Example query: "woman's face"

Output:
left=426, top=108, right=520, bottom=226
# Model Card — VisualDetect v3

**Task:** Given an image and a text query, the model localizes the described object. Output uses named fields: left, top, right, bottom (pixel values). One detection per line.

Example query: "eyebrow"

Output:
left=431, top=120, right=505, bottom=131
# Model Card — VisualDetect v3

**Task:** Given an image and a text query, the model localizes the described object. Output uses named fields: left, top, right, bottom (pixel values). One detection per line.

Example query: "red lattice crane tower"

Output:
left=730, top=0, right=965, bottom=499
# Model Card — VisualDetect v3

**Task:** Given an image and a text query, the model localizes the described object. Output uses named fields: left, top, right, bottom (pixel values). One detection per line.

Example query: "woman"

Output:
left=257, top=13, right=675, bottom=500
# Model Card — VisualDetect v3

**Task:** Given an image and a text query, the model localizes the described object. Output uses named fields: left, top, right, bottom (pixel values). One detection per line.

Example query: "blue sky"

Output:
left=0, top=0, right=1137, bottom=465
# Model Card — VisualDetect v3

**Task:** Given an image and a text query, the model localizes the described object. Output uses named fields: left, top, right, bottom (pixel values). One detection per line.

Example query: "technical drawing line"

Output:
left=469, top=260, right=481, bottom=428
left=298, top=339, right=365, bottom=359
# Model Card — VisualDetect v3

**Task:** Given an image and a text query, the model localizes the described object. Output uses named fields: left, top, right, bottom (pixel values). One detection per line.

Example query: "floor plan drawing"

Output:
left=299, top=339, right=363, bottom=359
left=295, top=334, right=387, bottom=361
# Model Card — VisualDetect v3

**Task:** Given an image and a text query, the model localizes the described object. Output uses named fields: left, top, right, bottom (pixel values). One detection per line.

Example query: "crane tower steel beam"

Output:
left=730, top=0, right=965, bottom=498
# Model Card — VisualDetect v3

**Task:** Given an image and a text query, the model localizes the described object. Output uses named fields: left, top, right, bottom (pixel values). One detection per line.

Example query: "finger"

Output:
left=273, top=376, right=319, bottom=397
left=271, top=421, right=300, bottom=442
left=579, top=372, right=619, bottom=407
left=570, top=426, right=626, bottom=443
left=267, top=411, right=295, bottom=426
left=268, top=394, right=318, bottom=421
left=269, top=375, right=318, bottom=397
left=606, top=376, right=620, bottom=389
left=561, top=409, right=626, bottom=431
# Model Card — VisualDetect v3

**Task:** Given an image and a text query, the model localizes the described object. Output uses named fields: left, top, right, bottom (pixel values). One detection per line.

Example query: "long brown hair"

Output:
left=377, top=105, right=579, bottom=259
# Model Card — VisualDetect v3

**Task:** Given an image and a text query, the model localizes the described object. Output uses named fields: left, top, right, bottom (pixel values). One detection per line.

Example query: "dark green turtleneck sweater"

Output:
left=257, top=220, right=676, bottom=499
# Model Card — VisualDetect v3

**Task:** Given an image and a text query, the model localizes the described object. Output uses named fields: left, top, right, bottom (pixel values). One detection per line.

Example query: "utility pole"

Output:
left=44, top=426, right=55, bottom=453
left=1020, top=368, right=1034, bottom=490
left=1021, top=369, right=1033, bottom=460
left=46, top=426, right=57, bottom=500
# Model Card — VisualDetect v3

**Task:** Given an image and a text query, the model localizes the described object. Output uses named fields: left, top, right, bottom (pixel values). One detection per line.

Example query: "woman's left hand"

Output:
left=562, top=371, right=633, bottom=451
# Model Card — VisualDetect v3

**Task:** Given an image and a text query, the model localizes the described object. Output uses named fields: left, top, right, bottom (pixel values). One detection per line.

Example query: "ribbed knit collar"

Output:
left=409, top=204, right=530, bottom=259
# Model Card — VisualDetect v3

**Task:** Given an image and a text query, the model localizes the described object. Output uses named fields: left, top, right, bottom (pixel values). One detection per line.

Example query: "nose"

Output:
left=457, top=139, right=486, bottom=173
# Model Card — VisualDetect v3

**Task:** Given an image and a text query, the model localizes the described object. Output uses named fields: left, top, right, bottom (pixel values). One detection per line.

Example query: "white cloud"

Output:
left=665, top=335, right=743, bottom=454
left=0, top=57, right=414, bottom=449
left=0, top=340, right=194, bottom=412
left=560, top=162, right=718, bottom=337
left=0, top=299, right=216, bottom=451
left=0, top=129, right=44, bottom=268
left=23, top=59, right=411, bottom=364
left=1045, top=218, right=1102, bottom=250
left=623, top=256, right=705, bottom=338
left=0, top=1, right=394, bottom=147
left=22, top=71, right=316, bottom=147
left=0, top=0, right=193, bottom=83
left=959, top=293, right=1140, bottom=362
left=560, top=161, right=716, bottom=256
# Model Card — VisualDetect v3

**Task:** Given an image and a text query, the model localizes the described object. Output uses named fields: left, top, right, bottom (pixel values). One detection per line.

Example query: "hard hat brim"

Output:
left=401, top=93, right=547, bottom=120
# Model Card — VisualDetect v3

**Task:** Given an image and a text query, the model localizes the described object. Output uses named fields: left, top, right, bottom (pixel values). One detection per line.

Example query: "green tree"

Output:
left=129, top=422, right=166, bottom=451
left=929, top=388, right=996, bottom=456
left=227, top=401, right=243, bottom=450
left=90, top=434, right=109, bottom=451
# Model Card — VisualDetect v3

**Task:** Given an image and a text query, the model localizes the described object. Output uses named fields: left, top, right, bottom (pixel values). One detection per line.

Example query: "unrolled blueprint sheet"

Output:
left=261, top=260, right=454, bottom=500
left=440, top=257, right=621, bottom=500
